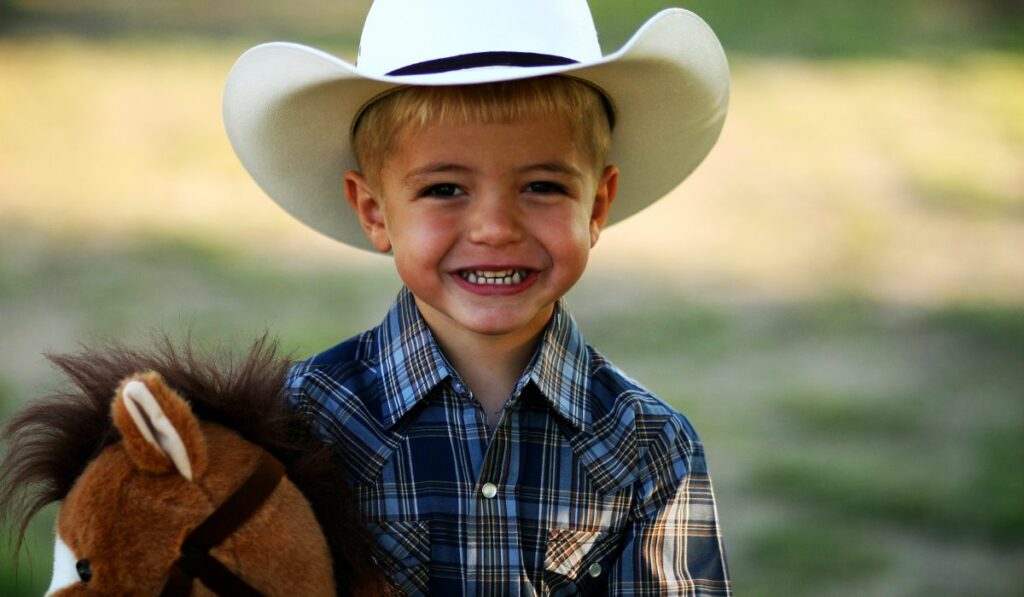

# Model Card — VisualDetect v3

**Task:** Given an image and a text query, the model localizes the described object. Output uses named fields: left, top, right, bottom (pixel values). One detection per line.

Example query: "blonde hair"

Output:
left=352, top=76, right=614, bottom=184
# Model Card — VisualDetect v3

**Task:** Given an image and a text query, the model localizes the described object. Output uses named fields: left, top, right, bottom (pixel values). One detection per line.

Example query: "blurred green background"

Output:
left=2, top=1, right=1023, bottom=595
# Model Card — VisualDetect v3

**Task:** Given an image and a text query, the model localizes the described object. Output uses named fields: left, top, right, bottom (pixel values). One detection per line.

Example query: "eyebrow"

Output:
left=403, top=161, right=583, bottom=183
left=403, top=163, right=473, bottom=183
left=521, top=162, right=584, bottom=180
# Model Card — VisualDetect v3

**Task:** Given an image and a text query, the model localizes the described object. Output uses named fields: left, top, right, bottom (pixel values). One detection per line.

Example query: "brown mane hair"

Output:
left=0, top=333, right=383, bottom=596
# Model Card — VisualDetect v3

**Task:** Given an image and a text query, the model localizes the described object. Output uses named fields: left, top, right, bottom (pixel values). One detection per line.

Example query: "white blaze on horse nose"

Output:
left=46, top=535, right=78, bottom=595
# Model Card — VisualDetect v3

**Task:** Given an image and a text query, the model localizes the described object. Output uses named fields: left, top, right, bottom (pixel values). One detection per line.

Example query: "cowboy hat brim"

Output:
left=223, top=8, right=729, bottom=251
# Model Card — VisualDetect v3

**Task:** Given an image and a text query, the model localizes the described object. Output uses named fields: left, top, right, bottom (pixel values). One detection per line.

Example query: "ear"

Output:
left=111, top=372, right=208, bottom=481
left=589, top=164, right=619, bottom=247
left=344, top=170, right=393, bottom=253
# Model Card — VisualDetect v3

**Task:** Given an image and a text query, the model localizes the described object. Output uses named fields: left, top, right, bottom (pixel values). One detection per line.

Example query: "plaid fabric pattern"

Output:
left=285, top=288, right=730, bottom=596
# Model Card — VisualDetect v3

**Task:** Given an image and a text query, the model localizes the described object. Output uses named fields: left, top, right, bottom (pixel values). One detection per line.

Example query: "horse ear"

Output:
left=111, top=372, right=208, bottom=480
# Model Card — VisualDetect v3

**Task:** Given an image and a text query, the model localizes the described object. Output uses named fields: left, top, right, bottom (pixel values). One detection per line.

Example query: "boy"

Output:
left=224, top=0, right=731, bottom=594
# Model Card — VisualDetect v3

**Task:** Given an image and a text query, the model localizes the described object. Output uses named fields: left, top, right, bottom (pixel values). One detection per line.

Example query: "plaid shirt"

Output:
left=285, top=288, right=730, bottom=596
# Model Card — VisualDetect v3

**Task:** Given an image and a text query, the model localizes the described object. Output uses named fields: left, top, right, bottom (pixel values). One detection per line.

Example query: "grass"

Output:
left=0, top=508, right=55, bottom=597
left=1, top=232, right=401, bottom=354
left=593, top=0, right=1024, bottom=56
left=4, top=42, right=1023, bottom=307
left=969, top=430, right=1024, bottom=543
left=4, top=0, right=1023, bottom=56
left=739, top=519, right=889, bottom=596
left=2, top=234, right=1022, bottom=595
left=750, top=430, right=1024, bottom=546
left=773, top=388, right=922, bottom=438
left=1, top=25, right=1023, bottom=597
left=927, top=303, right=1024, bottom=353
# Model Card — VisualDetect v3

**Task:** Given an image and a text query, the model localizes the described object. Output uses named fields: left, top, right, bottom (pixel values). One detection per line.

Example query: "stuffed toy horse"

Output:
left=0, top=336, right=390, bottom=596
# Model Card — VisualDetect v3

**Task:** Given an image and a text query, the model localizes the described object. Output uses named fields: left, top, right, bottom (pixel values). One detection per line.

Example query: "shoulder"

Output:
left=582, top=348, right=715, bottom=518
left=576, top=346, right=708, bottom=492
left=284, top=329, right=382, bottom=418
left=287, top=329, right=375, bottom=382
left=587, top=347, right=703, bottom=448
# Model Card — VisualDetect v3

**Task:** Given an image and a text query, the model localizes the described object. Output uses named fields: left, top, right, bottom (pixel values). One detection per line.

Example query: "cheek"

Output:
left=389, top=208, right=457, bottom=255
left=389, top=221, right=454, bottom=288
left=543, top=208, right=593, bottom=254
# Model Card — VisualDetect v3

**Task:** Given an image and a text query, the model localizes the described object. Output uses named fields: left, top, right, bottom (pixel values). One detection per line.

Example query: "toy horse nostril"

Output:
left=76, top=559, right=92, bottom=582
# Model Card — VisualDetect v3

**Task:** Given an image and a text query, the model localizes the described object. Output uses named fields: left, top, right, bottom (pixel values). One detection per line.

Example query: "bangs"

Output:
left=352, top=76, right=613, bottom=182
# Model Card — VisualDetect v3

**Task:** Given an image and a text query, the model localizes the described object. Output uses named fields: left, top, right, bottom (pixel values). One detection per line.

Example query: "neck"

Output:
left=416, top=301, right=553, bottom=427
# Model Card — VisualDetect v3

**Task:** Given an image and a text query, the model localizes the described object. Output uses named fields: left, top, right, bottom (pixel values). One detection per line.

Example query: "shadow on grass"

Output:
left=738, top=518, right=889, bottom=597
left=1, top=231, right=1022, bottom=596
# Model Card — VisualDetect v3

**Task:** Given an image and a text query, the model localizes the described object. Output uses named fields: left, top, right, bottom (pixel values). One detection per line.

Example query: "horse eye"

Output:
left=76, top=559, right=92, bottom=582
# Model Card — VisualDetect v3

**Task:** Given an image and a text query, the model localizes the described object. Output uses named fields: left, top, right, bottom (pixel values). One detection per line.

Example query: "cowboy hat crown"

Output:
left=358, top=0, right=602, bottom=75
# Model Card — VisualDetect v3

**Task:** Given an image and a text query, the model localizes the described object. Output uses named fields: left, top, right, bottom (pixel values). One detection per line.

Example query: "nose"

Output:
left=467, top=192, right=524, bottom=246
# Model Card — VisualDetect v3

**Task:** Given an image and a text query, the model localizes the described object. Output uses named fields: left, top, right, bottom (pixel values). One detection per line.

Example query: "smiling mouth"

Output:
left=458, top=268, right=531, bottom=286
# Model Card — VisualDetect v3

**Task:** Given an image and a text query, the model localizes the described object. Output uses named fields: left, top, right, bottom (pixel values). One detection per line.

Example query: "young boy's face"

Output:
left=345, top=111, right=618, bottom=346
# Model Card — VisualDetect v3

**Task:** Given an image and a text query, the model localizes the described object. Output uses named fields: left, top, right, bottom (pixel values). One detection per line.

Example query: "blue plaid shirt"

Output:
left=285, top=288, right=730, bottom=595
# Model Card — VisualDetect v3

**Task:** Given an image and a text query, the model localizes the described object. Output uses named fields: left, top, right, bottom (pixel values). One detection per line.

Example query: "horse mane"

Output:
left=0, top=333, right=382, bottom=596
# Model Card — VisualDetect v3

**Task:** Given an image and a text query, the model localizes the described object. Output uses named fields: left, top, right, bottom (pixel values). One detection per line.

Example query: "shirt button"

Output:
left=451, top=380, right=464, bottom=394
left=588, top=562, right=602, bottom=578
left=480, top=482, right=498, bottom=499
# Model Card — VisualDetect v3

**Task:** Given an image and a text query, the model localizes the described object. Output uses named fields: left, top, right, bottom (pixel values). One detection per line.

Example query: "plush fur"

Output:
left=0, top=334, right=390, bottom=596
left=112, top=372, right=209, bottom=479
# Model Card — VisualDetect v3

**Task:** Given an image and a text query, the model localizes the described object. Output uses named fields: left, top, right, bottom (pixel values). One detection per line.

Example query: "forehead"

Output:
left=384, top=113, right=586, bottom=176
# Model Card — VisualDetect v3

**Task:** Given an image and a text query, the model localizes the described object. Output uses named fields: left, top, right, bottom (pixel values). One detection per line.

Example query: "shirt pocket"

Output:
left=366, top=520, right=431, bottom=596
left=543, top=527, right=620, bottom=596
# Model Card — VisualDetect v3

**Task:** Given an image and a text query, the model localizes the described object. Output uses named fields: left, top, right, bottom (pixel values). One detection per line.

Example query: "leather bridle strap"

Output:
left=160, top=452, right=286, bottom=597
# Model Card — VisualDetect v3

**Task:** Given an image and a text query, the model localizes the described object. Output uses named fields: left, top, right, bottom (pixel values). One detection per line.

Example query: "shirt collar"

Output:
left=376, top=288, right=592, bottom=432
left=376, top=287, right=453, bottom=429
left=522, top=300, right=592, bottom=432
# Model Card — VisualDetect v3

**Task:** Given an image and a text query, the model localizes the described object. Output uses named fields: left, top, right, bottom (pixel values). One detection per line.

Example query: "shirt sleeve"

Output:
left=608, top=415, right=731, bottom=596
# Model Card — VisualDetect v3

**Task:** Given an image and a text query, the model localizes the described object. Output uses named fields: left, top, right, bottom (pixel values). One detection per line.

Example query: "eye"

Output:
left=421, top=183, right=464, bottom=198
left=524, top=181, right=567, bottom=195
left=76, top=559, right=92, bottom=582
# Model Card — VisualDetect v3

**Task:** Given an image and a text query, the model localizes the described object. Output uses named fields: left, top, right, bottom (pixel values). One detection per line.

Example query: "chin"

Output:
left=457, top=308, right=552, bottom=338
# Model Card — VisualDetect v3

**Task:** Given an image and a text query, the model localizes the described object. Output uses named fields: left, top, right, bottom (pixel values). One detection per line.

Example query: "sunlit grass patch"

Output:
left=909, top=171, right=1024, bottom=218
left=3, top=40, right=1023, bottom=303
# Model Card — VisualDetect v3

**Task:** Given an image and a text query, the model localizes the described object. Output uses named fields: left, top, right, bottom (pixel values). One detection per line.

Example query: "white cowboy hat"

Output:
left=223, top=0, right=729, bottom=251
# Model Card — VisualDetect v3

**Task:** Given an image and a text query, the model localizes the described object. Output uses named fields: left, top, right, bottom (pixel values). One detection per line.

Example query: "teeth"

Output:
left=460, top=269, right=530, bottom=286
